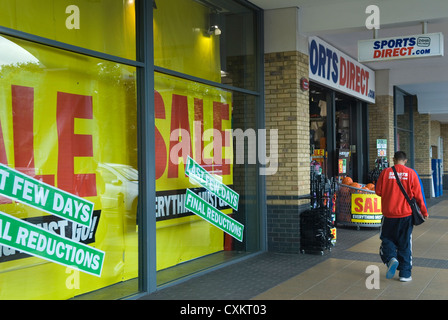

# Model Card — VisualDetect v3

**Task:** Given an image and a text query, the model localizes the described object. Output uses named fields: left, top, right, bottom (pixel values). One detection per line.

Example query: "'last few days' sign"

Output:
left=358, top=32, right=444, bottom=62
left=0, top=164, right=94, bottom=227
left=185, top=156, right=239, bottom=211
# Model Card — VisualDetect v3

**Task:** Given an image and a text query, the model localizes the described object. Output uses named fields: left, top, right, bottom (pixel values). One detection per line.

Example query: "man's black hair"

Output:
left=394, top=151, right=407, bottom=161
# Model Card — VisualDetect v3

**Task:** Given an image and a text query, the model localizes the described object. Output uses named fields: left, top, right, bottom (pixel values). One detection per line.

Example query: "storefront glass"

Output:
left=310, top=84, right=328, bottom=176
left=0, top=0, right=136, bottom=60
left=336, top=93, right=354, bottom=179
left=310, top=83, right=369, bottom=183
left=0, top=35, right=138, bottom=299
left=154, top=0, right=258, bottom=90
left=154, top=0, right=261, bottom=285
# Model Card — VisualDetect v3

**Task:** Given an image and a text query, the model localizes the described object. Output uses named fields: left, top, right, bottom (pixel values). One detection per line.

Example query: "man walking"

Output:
left=375, top=151, right=428, bottom=282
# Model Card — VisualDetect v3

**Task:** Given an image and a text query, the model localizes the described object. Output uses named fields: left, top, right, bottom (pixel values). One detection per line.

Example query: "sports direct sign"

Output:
left=309, top=36, right=376, bottom=104
left=358, top=32, right=444, bottom=62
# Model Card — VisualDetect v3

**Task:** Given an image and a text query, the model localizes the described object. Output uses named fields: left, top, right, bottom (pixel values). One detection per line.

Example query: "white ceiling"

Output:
left=249, top=0, right=448, bottom=123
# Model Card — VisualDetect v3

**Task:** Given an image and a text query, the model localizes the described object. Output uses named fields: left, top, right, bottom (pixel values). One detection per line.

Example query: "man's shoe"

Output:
left=386, top=258, right=399, bottom=279
left=399, top=276, right=412, bottom=282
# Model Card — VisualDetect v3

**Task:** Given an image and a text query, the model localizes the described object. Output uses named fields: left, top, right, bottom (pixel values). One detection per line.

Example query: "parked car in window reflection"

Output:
left=97, top=163, right=138, bottom=230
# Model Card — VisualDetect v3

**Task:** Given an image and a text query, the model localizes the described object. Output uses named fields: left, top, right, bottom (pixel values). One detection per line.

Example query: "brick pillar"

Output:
left=368, top=95, right=394, bottom=172
left=414, top=103, right=432, bottom=197
left=264, top=51, right=310, bottom=253
left=441, top=124, right=448, bottom=189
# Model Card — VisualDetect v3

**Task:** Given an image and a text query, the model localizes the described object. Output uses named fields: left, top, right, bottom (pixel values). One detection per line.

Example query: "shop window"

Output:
left=153, top=0, right=258, bottom=90
left=153, top=0, right=261, bottom=285
left=154, top=74, right=260, bottom=285
left=310, top=85, right=328, bottom=176
left=310, top=84, right=368, bottom=182
left=336, top=94, right=356, bottom=179
left=0, top=0, right=136, bottom=60
left=0, top=35, right=138, bottom=299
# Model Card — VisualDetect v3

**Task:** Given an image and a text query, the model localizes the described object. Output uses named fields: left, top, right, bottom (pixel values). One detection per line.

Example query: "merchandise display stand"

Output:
left=336, top=183, right=382, bottom=229
left=300, top=207, right=333, bottom=255
left=300, top=172, right=336, bottom=255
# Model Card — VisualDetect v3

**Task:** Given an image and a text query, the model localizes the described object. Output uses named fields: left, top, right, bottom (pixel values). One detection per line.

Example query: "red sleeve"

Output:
left=375, top=169, right=385, bottom=197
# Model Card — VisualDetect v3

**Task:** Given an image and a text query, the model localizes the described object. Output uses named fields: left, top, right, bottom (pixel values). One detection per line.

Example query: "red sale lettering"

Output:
left=57, top=92, right=96, bottom=197
left=364, top=197, right=373, bottom=212
left=167, top=94, right=192, bottom=179
left=352, top=195, right=382, bottom=213
left=0, top=85, right=97, bottom=199
left=194, top=98, right=205, bottom=167
left=12, top=85, right=55, bottom=186
left=154, top=90, right=168, bottom=180
left=213, top=102, right=230, bottom=175
left=353, top=197, right=363, bottom=213
left=154, top=89, right=231, bottom=180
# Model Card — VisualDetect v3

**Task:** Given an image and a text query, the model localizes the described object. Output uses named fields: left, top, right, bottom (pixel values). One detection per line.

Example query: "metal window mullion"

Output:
left=0, top=25, right=144, bottom=68
left=154, top=65, right=260, bottom=97
left=135, top=0, right=157, bottom=296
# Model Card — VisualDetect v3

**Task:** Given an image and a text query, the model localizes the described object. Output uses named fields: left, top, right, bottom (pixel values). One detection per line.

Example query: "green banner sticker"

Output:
left=0, top=164, right=94, bottom=227
left=0, top=211, right=104, bottom=277
left=185, top=189, right=243, bottom=242
left=185, top=156, right=239, bottom=211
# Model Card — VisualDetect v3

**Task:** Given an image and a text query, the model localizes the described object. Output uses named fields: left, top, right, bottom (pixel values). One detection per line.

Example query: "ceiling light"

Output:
left=207, top=25, right=221, bottom=36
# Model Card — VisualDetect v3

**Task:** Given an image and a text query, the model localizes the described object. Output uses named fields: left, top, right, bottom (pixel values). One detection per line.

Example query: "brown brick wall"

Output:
left=413, top=106, right=432, bottom=177
left=264, top=51, right=310, bottom=253
left=368, top=95, right=394, bottom=170
left=264, top=51, right=310, bottom=207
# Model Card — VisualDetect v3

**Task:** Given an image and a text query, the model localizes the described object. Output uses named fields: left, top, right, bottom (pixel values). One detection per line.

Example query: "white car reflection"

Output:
left=97, top=163, right=138, bottom=228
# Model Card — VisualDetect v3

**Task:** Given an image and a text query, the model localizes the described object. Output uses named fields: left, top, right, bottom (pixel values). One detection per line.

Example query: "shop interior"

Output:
left=310, top=83, right=369, bottom=184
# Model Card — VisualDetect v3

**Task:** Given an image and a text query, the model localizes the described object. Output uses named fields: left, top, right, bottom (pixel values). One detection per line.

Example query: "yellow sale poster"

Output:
left=351, top=193, right=383, bottom=224
left=154, top=73, right=233, bottom=270
left=0, top=35, right=138, bottom=299
left=0, top=0, right=230, bottom=299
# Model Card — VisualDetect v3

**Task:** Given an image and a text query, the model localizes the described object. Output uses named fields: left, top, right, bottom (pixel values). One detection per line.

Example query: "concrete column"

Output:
left=264, top=7, right=310, bottom=253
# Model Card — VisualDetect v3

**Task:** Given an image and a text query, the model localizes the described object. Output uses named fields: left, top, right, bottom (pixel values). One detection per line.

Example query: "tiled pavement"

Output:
left=140, top=194, right=448, bottom=300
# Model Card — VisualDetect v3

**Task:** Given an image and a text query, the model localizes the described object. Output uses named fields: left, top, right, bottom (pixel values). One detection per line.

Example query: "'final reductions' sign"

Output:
left=309, top=36, right=376, bottom=104
left=358, top=32, right=444, bottom=63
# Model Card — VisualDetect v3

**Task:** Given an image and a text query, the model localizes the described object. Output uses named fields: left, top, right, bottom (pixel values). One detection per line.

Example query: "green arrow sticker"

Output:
left=0, top=164, right=94, bottom=227
left=0, top=211, right=104, bottom=277
left=185, top=156, right=239, bottom=211
left=185, top=189, right=243, bottom=242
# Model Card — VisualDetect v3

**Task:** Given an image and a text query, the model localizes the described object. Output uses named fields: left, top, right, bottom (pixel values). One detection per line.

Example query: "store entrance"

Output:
left=335, top=92, right=368, bottom=183
left=309, top=83, right=369, bottom=184
left=310, top=84, right=328, bottom=176
left=336, top=93, right=355, bottom=180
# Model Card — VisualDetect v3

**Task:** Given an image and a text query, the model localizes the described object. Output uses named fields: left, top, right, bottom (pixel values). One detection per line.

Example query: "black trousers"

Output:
left=379, top=215, right=413, bottom=278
